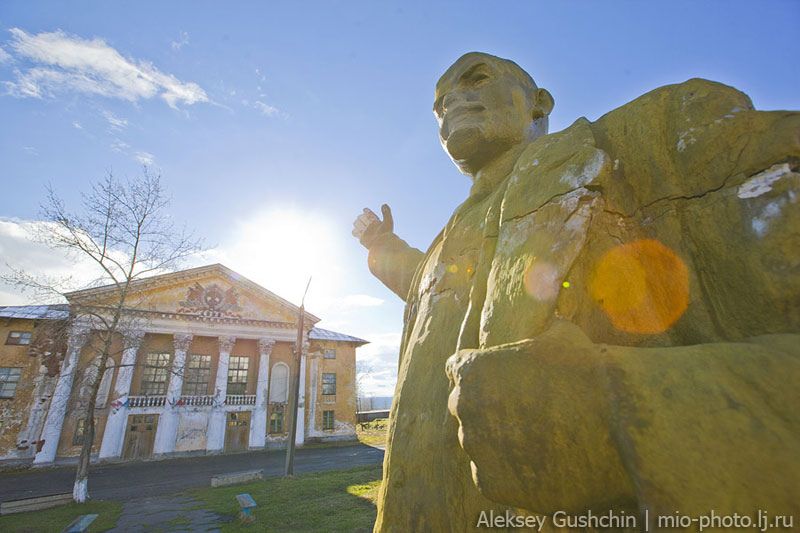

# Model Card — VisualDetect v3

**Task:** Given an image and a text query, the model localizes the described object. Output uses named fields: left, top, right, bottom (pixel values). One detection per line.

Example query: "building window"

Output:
left=323, top=410, right=334, bottom=430
left=73, top=417, right=97, bottom=446
left=184, top=355, right=211, bottom=395
left=0, top=368, right=22, bottom=398
left=141, top=353, right=170, bottom=395
left=5, top=331, right=32, bottom=345
left=269, top=363, right=289, bottom=403
left=227, top=356, right=249, bottom=395
left=323, top=348, right=336, bottom=359
left=322, top=373, right=336, bottom=396
left=269, top=411, right=284, bottom=434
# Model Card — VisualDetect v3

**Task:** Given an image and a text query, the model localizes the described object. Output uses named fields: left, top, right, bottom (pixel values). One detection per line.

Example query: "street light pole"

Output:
left=284, top=278, right=311, bottom=476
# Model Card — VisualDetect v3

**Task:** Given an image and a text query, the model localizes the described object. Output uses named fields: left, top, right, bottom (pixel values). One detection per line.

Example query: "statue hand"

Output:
left=352, top=204, right=394, bottom=248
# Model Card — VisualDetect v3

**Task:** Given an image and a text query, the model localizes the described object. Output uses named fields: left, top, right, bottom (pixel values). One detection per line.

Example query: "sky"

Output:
left=1, top=1, right=798, bottom=396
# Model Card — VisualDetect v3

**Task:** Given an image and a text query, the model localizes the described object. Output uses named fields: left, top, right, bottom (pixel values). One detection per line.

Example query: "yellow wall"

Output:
left=0, top=318, right=40, bottom=457
left=310, top=340, right=358, bottom=435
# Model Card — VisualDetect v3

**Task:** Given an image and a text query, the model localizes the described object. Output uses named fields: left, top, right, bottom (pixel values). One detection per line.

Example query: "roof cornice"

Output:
left=65, top=263, right=321, bottom=324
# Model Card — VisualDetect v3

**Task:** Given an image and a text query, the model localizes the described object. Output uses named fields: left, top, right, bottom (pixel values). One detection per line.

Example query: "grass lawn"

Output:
left=0, top=500, right=123, bottom=533
left=356, top=418, right=388, bottom=448
left=191, top=464, right=383, bottom=532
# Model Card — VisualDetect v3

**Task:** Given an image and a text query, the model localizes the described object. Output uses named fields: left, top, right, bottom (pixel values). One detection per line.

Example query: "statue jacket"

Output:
left=369, top=78, right=800, bottom=530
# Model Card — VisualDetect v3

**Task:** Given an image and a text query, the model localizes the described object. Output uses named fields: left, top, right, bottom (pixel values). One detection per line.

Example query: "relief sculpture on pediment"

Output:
left=177, top=282, right=242, bottom=318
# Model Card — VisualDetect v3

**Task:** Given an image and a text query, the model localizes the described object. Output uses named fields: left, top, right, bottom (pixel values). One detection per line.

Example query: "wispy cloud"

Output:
left=135, top=151, right=154, bottom=165
left=102, top=109, right=127, bottom=130
left=110, top=138, right=130, bottom=153
left=72, top=120, right=82, bottom=129
left=0, top=46, right=11, bottom=64
left=109, top=139, right=155, bottom=167
left=170, top=31, right=190, bottom=51
left=253, top=100, right=281, bottom=117
left=3, top=28, right=208, bottom=108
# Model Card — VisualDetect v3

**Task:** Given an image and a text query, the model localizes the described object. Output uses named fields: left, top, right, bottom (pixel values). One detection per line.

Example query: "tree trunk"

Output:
left=72, top=330, right=114, bottom=503
left=73, top=406, right=94, bottom=502
left=73, top=360, right=101, bottom=503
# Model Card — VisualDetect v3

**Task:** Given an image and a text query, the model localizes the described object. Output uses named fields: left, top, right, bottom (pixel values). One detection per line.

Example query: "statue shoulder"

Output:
left=587, top=78, right=798, bottom=213
left=598, top=78, right=754, bottom=124
left=504, top=117, right=611, bottom=221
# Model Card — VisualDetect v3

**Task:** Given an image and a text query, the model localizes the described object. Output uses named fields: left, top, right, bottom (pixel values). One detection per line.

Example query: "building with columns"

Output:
left=0, top=264, right=367, bottom=465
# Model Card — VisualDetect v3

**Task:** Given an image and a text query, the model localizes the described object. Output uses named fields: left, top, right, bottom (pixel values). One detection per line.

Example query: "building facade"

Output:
left=0, top=264, right=366, bottom=465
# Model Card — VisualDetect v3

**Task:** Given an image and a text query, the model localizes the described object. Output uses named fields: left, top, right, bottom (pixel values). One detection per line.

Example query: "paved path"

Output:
left=0, top=444, right=384, bottom=503
left=109, top=494, right=227, bottom=533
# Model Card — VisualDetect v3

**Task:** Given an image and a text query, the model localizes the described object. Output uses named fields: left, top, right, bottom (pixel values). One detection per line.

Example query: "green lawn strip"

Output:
left=0, top=499, right=122, bottom=533
left=190, top=464, right=382, bottom=532
left=356, top=418, right=388, bottom=447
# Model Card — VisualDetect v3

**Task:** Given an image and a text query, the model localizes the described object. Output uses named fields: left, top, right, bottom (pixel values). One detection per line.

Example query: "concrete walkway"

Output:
left=108, top=494, right=228, bottom=533
left=0, top=444, right=384, bottom=502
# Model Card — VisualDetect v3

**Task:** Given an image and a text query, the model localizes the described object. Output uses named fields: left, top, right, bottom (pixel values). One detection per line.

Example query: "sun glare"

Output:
left=215, top=207, right=344, bottom=308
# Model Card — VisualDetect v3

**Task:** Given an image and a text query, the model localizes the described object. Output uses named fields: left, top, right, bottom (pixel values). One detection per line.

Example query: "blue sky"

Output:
left=1, top=1, right=798, bottom=395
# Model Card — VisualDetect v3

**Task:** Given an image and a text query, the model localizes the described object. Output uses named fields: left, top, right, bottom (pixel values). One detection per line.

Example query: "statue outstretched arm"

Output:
left=353, top=204, right=424, bottom=301
left=445, top=320, right=800, bottom=516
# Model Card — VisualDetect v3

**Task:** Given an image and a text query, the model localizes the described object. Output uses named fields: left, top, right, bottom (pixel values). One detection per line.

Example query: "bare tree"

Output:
left=3, top=170, right=201, bottom=503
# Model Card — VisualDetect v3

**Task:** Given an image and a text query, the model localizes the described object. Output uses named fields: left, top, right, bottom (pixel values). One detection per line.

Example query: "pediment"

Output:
left=65, top=264, right=318, bottom=325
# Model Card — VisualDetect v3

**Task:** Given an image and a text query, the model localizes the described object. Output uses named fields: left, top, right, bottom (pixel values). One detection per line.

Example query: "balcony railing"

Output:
left=127, top=394, right=255, bottom=407
left=179, top=395, right=214, bottom=406
left=128, top=395, right=166, bottom=408
left=226, top=394, right=256, bottom=405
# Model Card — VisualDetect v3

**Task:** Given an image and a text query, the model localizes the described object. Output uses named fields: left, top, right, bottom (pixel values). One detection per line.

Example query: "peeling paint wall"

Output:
left=0, top=319, right=45, bottom=459
left=174, top=411, right=209, bottom=452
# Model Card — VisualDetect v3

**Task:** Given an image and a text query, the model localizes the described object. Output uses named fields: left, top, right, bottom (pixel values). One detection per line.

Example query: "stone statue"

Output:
left=354, top=52, right=800, bottom=531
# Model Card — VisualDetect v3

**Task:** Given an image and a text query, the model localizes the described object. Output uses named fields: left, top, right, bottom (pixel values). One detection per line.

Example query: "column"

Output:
left=153, top=333, right=192, bottom=455
left=249, top=338, right=275, bottom=449
left=295, top=338, right=309, bottom=447
left=33, top=325, right=90, bottom=465
left=99, top=330, right=145, bottom=459
left=306, top=352, right=320, bottom=437
left=17, top=363, right=55, bottom=453
left=206, top=336, right=235, bottom=452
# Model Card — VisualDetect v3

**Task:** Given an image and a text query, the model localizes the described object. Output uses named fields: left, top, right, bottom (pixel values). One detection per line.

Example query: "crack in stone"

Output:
left=502, top=186, right=591, bottom=223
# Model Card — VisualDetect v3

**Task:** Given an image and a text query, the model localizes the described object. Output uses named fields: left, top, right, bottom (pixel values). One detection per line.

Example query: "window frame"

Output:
left=269, top=362, right=289, bottom=403
left=323, top=348, right=336, bottom=359
left=5, top=331, right=32, bottom=346
left=183, top=354, right=211, bottom=396
left=227, top=355, right=250, bottom=395
left=322, top=410, right=334, bottom=430
left=322, top=372, right=337, bottom=396
left=0, top=367, right=22, bottom=399
left=141, top=353, right=171, bottom=396
left=269, top=411, right=284, bottom=434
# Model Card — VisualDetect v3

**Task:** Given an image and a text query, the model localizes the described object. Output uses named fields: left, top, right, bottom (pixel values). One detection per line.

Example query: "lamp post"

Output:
left=284, top=278, right=311, bottom=476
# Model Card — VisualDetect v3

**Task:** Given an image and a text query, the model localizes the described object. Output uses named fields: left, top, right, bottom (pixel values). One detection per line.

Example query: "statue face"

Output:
left=434, top=54, right=540, bottom=175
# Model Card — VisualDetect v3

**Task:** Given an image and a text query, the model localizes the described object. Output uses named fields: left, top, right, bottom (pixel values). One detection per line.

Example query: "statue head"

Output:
left=434, top=52, right=554, bottom=177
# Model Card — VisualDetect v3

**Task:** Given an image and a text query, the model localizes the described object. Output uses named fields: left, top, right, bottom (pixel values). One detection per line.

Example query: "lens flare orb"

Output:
left=590, top=239, right=689, bottom=334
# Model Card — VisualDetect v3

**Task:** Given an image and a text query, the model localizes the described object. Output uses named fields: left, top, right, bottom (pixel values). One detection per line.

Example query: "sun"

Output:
left=216, top=207, right=343, bottom=306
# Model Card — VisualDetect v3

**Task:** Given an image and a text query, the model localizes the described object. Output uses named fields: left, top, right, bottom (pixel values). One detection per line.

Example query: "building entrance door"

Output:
left=224, top=411, right=250, bottom=452
left=122, top=414, right=158, bottom=460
